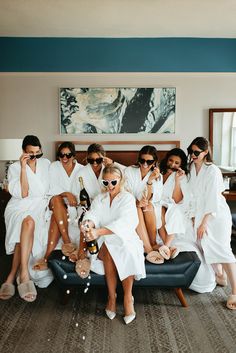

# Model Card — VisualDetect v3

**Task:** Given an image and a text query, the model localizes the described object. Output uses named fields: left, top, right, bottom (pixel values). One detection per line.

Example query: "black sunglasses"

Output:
left=58, top=152, right=73, bottom=159
left=101, top=179, right=119, bottom=187
left=139, top=158, right=155, bottom=166
left=189, top=149, right=204, bottom=157
left=87, top=157, right=103, bottom=165
left=29, top=152, right=43, bottom=160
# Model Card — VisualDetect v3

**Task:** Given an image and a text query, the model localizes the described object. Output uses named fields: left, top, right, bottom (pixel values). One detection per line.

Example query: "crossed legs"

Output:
left=2, top=216, right=35, bottom=301
left=136, top=203, right=158, bottom=252
left=34, top=195, right=73, bottom=269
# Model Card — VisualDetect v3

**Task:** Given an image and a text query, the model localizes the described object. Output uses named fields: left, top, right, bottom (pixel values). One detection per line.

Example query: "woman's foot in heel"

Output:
left=105, top=294, right=117, bottom=320
left=123, top=295, right=136, bottom=324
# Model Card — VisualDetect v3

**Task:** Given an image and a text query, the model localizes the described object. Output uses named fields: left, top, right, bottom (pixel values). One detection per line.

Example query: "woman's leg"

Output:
left=158, top=207, right=168, bottom=244
left=50, top=195, right=71, bottom=243
left=4, top=243, right=21, bottom=284
left=143, top=203, right=157, bottom=247
left=122, top=275, right=135, bottom=316
left=100, top=244, right=117, bottom=313
left=19, top=216, right=35, bottom=284
left=44, top=214, right=60, bottom=259
left=136, top=207, right=153, bottom=253
left=222, top=263, right=236, bottom=294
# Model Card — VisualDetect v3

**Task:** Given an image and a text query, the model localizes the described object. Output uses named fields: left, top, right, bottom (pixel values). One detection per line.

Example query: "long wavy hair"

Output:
left=160, top=148, right=188, bottom=175
left=187, top=137, right=213, bottom=166
left=134, top=145, right=159, bottom=167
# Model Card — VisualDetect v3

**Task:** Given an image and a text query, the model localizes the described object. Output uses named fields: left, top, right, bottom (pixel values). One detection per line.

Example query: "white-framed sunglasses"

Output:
left=101, top=179, right=120, bottom=187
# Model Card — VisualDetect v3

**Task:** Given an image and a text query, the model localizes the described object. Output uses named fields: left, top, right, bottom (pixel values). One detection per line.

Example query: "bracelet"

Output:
left=147, top=181, right=153, bottom=186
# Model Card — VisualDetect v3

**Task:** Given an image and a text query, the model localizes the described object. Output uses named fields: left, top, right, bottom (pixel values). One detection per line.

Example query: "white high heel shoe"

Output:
left=123, top=296, right=136, bottom=325
left=105, top=294, right=117, bottom=320
left=105, top=309, right=116, bottom=320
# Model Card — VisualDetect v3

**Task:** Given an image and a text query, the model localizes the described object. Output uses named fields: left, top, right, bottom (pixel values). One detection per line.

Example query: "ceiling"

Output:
left=0, top=0, right=236, bottom=38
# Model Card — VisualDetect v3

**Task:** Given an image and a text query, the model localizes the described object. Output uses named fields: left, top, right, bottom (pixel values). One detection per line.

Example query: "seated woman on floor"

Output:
left=157, top=148, right=189, bottom=260
left=33, top=141, right=83, bottom=270
left=79, top=164, right=146, bottom=324
left=0, top=135, right=51, bottom=302
left=124, top=145, right=164, bottom=263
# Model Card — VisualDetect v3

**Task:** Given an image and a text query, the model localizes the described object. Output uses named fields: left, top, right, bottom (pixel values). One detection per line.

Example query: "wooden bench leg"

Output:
left=174, top=288, right=188, bottom=307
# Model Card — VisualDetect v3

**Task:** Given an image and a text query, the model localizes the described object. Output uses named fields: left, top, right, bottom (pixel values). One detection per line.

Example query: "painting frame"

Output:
left=60, top=87, right=176, bottom=135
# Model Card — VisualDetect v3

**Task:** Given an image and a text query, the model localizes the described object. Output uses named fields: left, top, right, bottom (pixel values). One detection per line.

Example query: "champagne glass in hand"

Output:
left=142, top=185, right=149, bottom=212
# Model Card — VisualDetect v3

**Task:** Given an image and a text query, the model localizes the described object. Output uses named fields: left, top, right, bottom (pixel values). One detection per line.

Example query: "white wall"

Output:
left=0, top=72, right=236, bottom=180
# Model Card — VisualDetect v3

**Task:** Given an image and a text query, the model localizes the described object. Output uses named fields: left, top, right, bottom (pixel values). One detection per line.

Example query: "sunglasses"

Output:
left=139, top=158, right=155, bottom=166
left=58, top=152, right=73, bottom=159
left=87, top=158, right=103, bottom=165
left=189, top=149, right=204, bottom=157
left=101, top=179, right=119, bottom=187
left=29, top=152, right=43, bottom=160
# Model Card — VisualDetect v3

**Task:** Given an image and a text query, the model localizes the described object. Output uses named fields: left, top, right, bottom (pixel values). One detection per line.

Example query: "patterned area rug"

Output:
left=0, top=281, right=236, bottom=353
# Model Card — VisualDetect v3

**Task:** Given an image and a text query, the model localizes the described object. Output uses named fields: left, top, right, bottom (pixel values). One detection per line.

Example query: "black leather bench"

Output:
left=48, top=250, right=200, bottom=307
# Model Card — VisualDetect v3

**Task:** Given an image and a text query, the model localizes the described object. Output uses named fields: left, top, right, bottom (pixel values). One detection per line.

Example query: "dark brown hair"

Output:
left=187, top=137, right=213, bottom=163
left=22, top=135, right=41, bottom=151
left=57, top=141, right=76, bottom=158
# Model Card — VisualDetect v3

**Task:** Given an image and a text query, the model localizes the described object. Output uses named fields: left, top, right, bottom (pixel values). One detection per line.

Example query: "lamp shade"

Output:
left=0, top=139, right=22, bottom=161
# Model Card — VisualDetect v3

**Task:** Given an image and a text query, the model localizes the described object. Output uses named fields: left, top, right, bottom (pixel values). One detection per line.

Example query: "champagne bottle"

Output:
left=79, top=177, right=98, bottom=254
left=79, top=176, right=91, bottom=209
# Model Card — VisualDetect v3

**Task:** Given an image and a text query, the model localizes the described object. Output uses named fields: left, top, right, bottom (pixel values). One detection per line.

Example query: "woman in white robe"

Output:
left=159, top=148, right=189, bottom=259
left=186, top=137, right=236, bottom=309
left=80, top=165, right=145, bottom=324
left=0, top=135, right=52, bottom=302
left=124, top=145, right=164, bottom=263
left=159, top=147, right=216, bottom=293
left=71, top=143, right=124, bottom=261
left=33, top=142, right=84, bottom=270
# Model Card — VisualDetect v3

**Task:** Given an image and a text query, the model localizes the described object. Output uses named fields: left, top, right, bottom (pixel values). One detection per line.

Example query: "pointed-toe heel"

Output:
left=105, top=309, right=116, bottom=320
left=123, top=312, right=136, bottom=325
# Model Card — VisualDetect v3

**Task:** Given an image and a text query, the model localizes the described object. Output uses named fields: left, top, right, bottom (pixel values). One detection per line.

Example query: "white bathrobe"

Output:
left=161, top=172, right=189, bottom=235
left=5, top=158, right=53, bottom=288
left=71, top=163, right=104, bottom=203
left=171, top=163, right=236, bottom=294
left=124, top=166, right=163, bottom=229
left=83, top=191, right=146, bottom=281
left=188, top=163, right=235, bottom=264
left=48, top=160, right=84, bottom=245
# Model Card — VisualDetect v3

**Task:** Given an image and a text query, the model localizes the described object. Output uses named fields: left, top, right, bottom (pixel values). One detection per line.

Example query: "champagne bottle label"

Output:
left=87, top=241, right=99, bottom=254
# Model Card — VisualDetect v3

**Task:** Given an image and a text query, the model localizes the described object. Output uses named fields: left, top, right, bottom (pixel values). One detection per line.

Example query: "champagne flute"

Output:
left=142, top=185, right=149, bottom=212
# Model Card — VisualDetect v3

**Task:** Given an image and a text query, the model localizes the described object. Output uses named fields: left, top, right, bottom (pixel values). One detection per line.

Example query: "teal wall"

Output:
left=1, top=37, right=236, bottom=72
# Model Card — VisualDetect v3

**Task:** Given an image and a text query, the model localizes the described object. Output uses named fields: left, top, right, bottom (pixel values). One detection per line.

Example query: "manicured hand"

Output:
left=66, top=192, right=78, bottom=207
left=85, top=228, right=99, bottom=241
left=137, top=198, right=149, bottom=208
left=197, top=222, right=207, bottom=240
left=20, top=153, right=30, bottom=167
left=149, top=167, right=160, bottom=182
left=103, top=156, right=113, bottom=166
left=175, top=168, right=185, bottom=181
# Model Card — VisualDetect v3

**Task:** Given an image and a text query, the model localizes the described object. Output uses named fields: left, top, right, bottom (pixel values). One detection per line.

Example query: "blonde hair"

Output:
left=101, top=164, right=124, bottom=191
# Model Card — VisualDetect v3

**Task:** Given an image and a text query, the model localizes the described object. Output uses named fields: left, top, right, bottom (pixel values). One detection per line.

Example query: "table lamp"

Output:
left=0, top=139, right=22, bottom=186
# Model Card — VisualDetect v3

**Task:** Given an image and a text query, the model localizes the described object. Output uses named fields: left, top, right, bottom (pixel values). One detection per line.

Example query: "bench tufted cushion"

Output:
left=48, top=250, right=200, bottom=289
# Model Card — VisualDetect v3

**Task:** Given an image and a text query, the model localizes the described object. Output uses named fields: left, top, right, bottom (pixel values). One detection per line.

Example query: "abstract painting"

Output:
left=60, top=88, right=176, bottom=134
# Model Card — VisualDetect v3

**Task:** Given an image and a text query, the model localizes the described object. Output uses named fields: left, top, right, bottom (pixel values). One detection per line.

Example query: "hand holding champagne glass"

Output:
left=142, top=185, right=149, bottom=212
